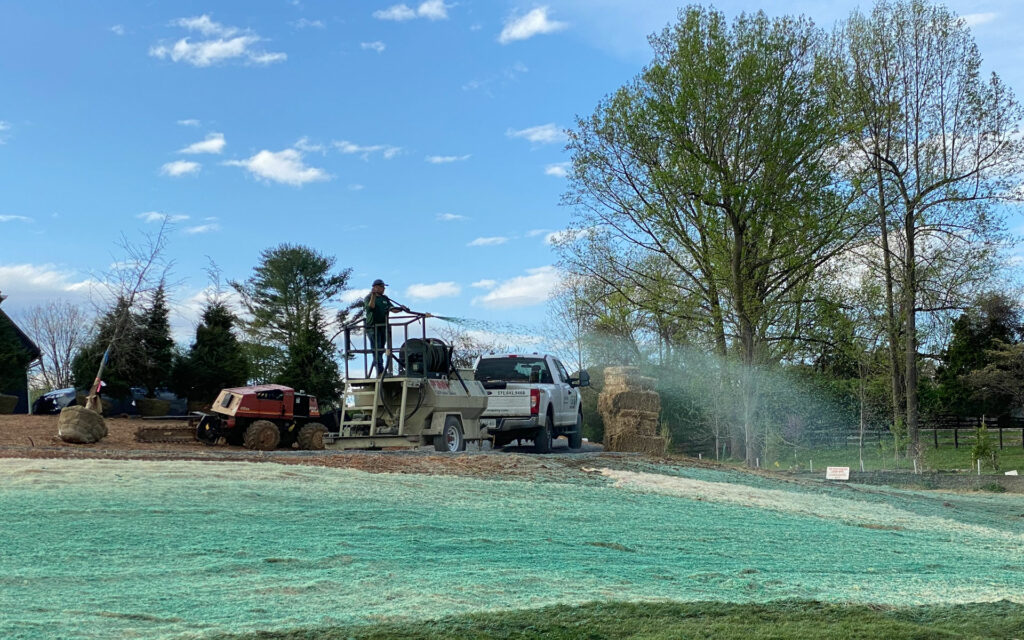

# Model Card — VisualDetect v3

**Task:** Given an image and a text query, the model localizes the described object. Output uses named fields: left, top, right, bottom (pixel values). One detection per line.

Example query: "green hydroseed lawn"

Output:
left=1, top=458, right=1023, bottom=639
left=212, top=600, right=1024, bottom=640
left=767, top=436, right=1024, bottom=472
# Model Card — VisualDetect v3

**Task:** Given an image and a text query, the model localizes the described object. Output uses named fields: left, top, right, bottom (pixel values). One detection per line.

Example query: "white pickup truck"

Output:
left=474, top=353, right=590, bottom=452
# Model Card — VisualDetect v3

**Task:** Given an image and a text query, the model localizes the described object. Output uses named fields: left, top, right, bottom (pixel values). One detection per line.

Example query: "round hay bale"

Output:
left=58, top=406, right=108, bottom=444
left=136, top=398, right=171, bottom=417
left=0, top=394, right=17, bottom=414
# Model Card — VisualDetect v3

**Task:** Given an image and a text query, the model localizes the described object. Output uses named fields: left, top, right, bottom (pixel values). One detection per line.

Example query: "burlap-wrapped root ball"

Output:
left=58, top=406, right=108, bottom=444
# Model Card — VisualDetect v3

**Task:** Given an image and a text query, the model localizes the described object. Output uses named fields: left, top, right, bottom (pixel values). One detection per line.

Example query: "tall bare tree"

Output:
left=20, top=302, right=90, bottom=390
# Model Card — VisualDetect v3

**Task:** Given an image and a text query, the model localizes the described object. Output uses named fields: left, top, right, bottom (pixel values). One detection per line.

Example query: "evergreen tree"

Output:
left=172, top=302, right=249, bottom=403
left=139, top=283, right=174, bottom=396
left=232, top=244, right=349, bottom=403
left=71, top=297, right=143, bottom=399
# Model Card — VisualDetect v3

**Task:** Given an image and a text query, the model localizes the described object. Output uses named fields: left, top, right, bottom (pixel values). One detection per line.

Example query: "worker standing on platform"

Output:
left=364, top=279, right=404, bottom=376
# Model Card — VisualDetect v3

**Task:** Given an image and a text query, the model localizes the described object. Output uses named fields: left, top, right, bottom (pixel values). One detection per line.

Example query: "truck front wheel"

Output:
left=533, top=414, right=553, bottom=453
left=568, top=412, right=583, bottom=450
left=243, top=420, right=280, bottom=451
left=297, top=423, right=327, bottom=450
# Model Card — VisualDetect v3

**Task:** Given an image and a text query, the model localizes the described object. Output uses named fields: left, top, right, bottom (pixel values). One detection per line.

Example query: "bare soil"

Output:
left=0, top=414, right=628, bottom=480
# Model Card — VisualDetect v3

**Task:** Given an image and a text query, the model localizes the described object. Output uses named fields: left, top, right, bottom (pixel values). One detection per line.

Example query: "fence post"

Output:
left=933, top=428, right=938, bottom=449
left=954, top=428, right=958, bottom=449
left=999, top=427, right=1004, bottom=450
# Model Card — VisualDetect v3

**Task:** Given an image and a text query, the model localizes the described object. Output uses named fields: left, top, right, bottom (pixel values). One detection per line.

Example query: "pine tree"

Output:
left=71, top=297, right=143, bottom=399
left=172, top=302, right=249, bottom=403
left=139, top=283, right=174, bottom=396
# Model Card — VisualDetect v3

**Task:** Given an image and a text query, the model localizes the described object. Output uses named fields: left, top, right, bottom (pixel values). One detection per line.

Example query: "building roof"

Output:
left=0, top=308, right=42, bottom=362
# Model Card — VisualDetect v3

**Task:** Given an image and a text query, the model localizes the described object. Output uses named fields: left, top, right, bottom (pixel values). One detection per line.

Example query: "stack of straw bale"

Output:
left=598, top=366, right=667, bottom=455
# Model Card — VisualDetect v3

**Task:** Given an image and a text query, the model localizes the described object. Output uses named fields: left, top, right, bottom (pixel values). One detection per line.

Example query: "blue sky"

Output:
left=1, top=0, right=1021, bottom=346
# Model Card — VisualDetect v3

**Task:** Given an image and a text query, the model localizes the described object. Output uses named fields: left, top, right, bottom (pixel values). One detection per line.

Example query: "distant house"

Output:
left=0, top=293, right=42, bottom=413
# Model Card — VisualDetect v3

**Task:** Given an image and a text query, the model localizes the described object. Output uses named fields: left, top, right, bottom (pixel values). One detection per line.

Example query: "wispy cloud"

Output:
left=507, top=123, right=565, bottom=145
left=137, top=211, right=190, bottom=223
left=110, top=24, right=125, bottom=36
left=426, top=154, right=470, bottom=164
left=183, top=223, right=220, bottom=234
left=0, top=120, right=10, bottom=144
left=225, top=149, right=330, bottom=186
left=149, top=14, right=286, bottom=67
left=180, top=132, right=225, bottom=154
left=468, top=237, right=508, bottom=247
left=526, top=229, right=548, bottom=238
left=462, top=62, right=528, bottom=94
left=373, top=0, right=450, bottom=21
left=471, top=279, right=496, bottom=289
left=545, top=228, right=591, bottom=246
left=160, top=160, right=201, bottom=176
left=474, top=266, right=559, bottom=308
left=437, top=213, right=467, bottom=221
left=0, top=215, right=32, bottom=223
left=177, top=118, right=201, bottom=127
left=348, top=184, right=365, bottom=191
left=406, top=281, right=461, bottom=299
left=499, top=7, right=567, bottom=44
left=294, top=136, right=326, bottom=153
left=962, top=12, right=997, bottom=27
left=292, top=18, right=325, bottom=29
left=334, top=140, right=401, bottom=159
left=545, top=162, right=570, bottom=177
left=0, top=264, right=95, bottom=307
left=361, top=41, right=386, bottom=53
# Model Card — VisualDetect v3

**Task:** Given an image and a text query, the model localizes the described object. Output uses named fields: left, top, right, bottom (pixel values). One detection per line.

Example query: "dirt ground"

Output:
left=0, top=413, right=630, bottom=480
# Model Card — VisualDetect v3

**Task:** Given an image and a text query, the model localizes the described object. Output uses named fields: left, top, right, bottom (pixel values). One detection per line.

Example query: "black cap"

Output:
left=372, top=279, right=387, bottom=286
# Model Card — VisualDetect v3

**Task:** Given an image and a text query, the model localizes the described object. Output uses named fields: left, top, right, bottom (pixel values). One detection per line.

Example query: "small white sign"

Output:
left=1005, top=470, right=1018, bottom=476
left=826, top=466, right=850, bottom=480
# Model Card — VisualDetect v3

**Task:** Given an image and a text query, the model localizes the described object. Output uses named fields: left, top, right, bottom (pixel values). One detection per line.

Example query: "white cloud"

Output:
left=373, top=1, right=450, bottom=21
left=225, top=148, right=330, bottom=186
left=177, top=118, right=201, bottom=127
left=507, top=123, right=565, bottom=145
left=361, top=41, right=386, bottom=53
left=160, top=160, right=201, bottom=176
left=137, top=212, right=190, bottom=223
left=545, top=162, right=570, bottom=177
left=471, top=279, right=496, bottom=289
left=545, top=228, right=591, bottom=245
left=962, top=12, right=997, bottom=27
left=468, top=237, right=508, bottom=247
left=294, top=136, right=326, bottom=153
left=499, top=7, right=567, bottom=44
left=292, top=18, right=325, bottom=29
left=474, top=266, right=560, bottom=309
left=0, top=264, right=95, bottom=308
left=526, top=229, right=548, bottom=237
left=0, top=215, right=32, bottom=223
left=0, top=120, right=10, bottom=143
left=406, top=281, right=461, bottom=300
left=150, top=15, right=285, bottom=67
left=340, top=289, right=368, bottom=304
left=436, top=213, right=466, bottom=221
left=183, top=223, right=220, bottom=235
left=180, top=132, right=225, bottom=154
left=426, top=154, right=470, bottom=163
left=110, top=24, right=125, bottom=36
left=348, top=183, right=365, bottom=191
left=333, top=140, right=401, bottom=159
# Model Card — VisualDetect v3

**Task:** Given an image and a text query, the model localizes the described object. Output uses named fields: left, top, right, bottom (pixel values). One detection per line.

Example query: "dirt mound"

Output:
left=58, top=406, right=108, bottom=444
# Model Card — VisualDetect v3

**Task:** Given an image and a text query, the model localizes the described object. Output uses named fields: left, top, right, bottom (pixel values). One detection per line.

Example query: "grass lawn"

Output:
left=214, top=600, right=1024, bottom=640
left=764, top=430, right=1024, bottom=474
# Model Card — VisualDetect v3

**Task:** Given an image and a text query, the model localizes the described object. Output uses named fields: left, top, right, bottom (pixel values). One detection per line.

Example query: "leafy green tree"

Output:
left=842, top=0, right=1023, bottom=463
left=559, top=6, right=866, bottom=464
left=172, top=302, right=249, bottom=403
left=232, top=244, right=350, bottom=403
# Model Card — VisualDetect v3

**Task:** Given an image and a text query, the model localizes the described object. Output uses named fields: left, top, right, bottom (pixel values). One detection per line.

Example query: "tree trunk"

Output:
left=876, top=166, right=905, bottom=450
left=904, top=212, right=921, bottom=464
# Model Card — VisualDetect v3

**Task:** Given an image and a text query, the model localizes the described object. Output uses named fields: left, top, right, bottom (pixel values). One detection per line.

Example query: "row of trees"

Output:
left=553, top=1, right=1023, bottom=465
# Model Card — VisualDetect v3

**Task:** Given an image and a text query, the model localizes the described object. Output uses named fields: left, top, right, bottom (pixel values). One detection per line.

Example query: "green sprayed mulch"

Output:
left=2, top=459, right=1023, bottom=639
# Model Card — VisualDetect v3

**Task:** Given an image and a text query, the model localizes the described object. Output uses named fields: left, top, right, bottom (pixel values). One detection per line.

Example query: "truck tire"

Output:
left=434, top=416, right=466, bottom=452
left=568, top=412, right=583, bottom=450
left=243, top=420, right=280, bottom=451
left=297, top=423, right=327, bottom=450
left=533, top=414, right=553, bottom=453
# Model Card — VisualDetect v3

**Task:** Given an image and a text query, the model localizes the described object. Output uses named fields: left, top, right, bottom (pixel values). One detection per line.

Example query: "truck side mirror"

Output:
left=570, top=370, right=590, bottom=388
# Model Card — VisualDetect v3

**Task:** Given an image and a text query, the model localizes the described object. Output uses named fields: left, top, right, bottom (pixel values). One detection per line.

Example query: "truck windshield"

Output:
left=475, top=358, right=552, bottom=383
